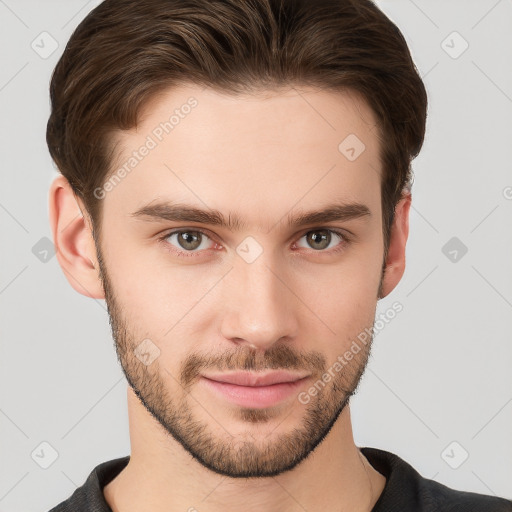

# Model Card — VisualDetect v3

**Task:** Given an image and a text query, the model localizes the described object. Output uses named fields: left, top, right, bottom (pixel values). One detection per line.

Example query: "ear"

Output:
left=48, top=175, right=105, bottom=299
left=379, top=192, right=411, bottom=299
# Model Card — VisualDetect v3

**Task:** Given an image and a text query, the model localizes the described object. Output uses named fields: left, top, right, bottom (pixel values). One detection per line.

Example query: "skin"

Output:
left=49, top=84, right=410, bottom=512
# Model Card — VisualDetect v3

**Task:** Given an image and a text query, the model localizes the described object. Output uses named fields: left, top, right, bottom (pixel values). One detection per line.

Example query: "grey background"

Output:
left=0, top=0, right=511, bottom=510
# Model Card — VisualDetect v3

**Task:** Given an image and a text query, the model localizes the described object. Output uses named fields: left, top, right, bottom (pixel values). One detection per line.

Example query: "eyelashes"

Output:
left=157, top=227, right=351, bottom=259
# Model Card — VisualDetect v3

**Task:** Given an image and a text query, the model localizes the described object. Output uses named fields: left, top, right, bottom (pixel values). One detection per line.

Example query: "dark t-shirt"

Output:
left=48, top=447, right=512, bottom=511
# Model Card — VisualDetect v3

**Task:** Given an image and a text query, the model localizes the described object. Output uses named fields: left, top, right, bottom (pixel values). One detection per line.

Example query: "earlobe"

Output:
left=378, top=192, right=411, bottom=299
left=48, top=175, right=105, bottom=299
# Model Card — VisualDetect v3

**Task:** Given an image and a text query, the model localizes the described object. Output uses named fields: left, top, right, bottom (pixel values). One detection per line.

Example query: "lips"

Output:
left=201, top=370, right=310, bottom=387
left=200, top=371, right=311, bottom=409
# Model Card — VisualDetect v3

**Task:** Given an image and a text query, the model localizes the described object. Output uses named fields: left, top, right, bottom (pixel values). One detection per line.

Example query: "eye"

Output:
left=158, top=227, right=350, bottom=259
left=294, top=228, right=348, bottom=253
left=159, top=229, right=218, bottom=258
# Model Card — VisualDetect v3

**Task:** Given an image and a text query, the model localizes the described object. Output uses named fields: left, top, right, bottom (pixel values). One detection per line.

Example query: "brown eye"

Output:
left=306, top=229, right=331, bottom=250
left=176, top=231, right=202, bottom=250
left=295, top=229, right=347, bottom=253
left=163, top=229, right=216, bottom=254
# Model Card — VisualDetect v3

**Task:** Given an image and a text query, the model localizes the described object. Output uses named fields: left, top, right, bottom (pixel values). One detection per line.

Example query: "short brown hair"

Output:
left=46, top=0, right=427, bottom=259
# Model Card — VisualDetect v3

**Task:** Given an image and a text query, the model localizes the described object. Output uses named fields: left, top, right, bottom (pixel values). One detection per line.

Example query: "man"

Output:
left=45, top=0, right=511, bottom=510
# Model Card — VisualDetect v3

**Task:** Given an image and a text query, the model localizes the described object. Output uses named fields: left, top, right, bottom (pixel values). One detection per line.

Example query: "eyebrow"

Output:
left=130, top=200, right=371, bottom=231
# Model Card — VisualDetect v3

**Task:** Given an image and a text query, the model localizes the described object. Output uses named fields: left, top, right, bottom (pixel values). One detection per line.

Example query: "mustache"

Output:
left=180, top=344, right=326, bottom=387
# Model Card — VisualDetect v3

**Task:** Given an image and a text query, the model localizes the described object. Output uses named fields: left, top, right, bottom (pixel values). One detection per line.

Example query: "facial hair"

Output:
left=95, top=242, right=378, bottom=478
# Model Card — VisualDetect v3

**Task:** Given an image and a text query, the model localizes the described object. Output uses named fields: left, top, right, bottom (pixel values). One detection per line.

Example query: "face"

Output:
left=94, top=84, right=387, bottom=478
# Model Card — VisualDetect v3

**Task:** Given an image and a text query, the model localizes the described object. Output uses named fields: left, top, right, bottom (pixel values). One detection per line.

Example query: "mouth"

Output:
left=200, top=371, right=311, bottom=409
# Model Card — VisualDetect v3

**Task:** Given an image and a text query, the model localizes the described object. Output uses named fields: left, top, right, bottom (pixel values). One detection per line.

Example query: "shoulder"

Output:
left=424, top=477, right=512, bottom=511
left=47, top=456, right=130, bottom=512
left=361, top=447, right=512, bottom=512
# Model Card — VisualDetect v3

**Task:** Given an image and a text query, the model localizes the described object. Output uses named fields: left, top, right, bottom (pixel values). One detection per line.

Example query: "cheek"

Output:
left=300, top=281, right=376, bottom=356
left=102, top=219, right=382, bottom=346
left=100, top=236, right=168, bottom=332
left=295, top=243, right=382, bottom=320
left=103, top=236, right=222, bottom=343
left=288, top=251, right=381, bottom=363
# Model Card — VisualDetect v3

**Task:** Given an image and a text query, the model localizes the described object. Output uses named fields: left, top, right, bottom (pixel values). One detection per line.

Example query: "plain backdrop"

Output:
left=0, top=1, right=511, bottom=510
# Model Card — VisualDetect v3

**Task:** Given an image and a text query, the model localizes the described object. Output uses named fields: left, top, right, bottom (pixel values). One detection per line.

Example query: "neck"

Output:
left=104, top=387, right=386, bottom=512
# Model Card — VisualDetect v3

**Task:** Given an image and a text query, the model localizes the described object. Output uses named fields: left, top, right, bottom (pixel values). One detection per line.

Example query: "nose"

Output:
left=219, top=256, right=299, bottom=351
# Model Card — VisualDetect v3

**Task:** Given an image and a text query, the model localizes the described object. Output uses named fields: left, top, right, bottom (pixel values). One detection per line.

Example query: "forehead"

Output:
left=103, top=84, right=382, bottom=228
